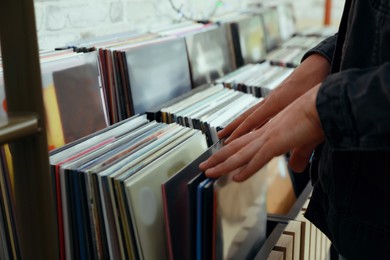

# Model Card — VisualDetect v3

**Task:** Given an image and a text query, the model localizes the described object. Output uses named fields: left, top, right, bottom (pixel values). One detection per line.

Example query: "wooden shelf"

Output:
left=0, top=114, right=39, bottom=145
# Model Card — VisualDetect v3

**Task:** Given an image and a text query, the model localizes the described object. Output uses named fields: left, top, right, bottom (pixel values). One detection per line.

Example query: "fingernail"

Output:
left=205, top=168, right=214, bottom=176
left=233, top=174, right=243, bottom=182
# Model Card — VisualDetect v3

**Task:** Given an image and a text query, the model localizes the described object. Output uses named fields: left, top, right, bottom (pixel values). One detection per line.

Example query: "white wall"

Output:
left=34, top=0, right=345, bottom=51
left=293, top=0, right=345, bottom=29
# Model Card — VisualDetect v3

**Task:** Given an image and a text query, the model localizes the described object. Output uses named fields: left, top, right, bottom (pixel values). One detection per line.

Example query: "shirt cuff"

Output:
left=301, top=34, right=338, bottom=64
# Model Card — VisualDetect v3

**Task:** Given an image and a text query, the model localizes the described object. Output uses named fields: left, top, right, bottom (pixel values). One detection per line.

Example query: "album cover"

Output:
left=125, top=131, right=208, bottom=260
left=275, top=2, right=296, bottom=41
left=0, top=185, right=10, bottom=260
left=185, top=25, right=233, bottom=87
left=52, top=55, right=107, bottom=144
left=57, top=122, right=170, bottom=259
left=260, top=7, right=282, bottom=52
left=99, top=174, right=123, bottom=260
left=213, top=166, right=268, bottom=260
left=49, top=115, right=150, bottom=259
left=196, top=178, right=215, bottom=260
left=0, top=197, right=9, bottom=260
left=236, top=15, right=267, bottom=65
left=162, top=140, right=224, bottom=260
left=187, top=172, right=207, bottom=260
left=196, top=178, right=210, bottom=260
left=124, top=38, right=192, bottom=115
left=92, top=124, right=196, bottom=259
left=0, top=158, right=17, bottom=259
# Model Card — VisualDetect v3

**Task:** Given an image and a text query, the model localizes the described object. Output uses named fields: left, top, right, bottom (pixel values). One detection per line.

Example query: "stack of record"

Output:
left=273, top=1, right=296, bottom=41
left=68, top=33, right=193, bottom=124
left=246, top=0, right=296, bottom=42
left=215, top=62, right=294, bottom=98
left=0, top=148, right=20, bottom=260
left=296, top=25, right=338, bottom=37
left=265, top=34, right=328, bottom=68
left=49, top=114, right=208, bottom=260
left=156, top=23, right=235, bottom=88
left=212, top=12, right=268, bottom=68
left=260, top=5, right=283, bottom=52
left=0, top=49, right=107, bottom=151
left=162, top=140, right=268, bottom=260
left=147, top=84, right=260, bottom=146
left=265, top=47, right=306, bottom=68
left=282, top=35, right=326, bottom=49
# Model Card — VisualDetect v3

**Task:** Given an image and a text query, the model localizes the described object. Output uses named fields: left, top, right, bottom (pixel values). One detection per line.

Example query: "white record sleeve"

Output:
left=124, top=131, right=208, bottom=260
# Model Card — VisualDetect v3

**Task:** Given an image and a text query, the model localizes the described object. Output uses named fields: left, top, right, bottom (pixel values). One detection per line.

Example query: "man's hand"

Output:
left=218, top=54, right=331, bottom=144
left=199, top=84, right=325, bottom=182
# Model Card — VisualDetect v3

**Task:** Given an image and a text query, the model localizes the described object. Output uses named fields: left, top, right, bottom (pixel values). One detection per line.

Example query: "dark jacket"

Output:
left=303, top=0, right=390, bottom=259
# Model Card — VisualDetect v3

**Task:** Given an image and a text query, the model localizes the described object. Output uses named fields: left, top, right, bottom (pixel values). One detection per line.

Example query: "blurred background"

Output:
left=33, top=0, right=345, bottom=50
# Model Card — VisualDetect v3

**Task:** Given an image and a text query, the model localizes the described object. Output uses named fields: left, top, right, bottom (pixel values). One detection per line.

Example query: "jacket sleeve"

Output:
left=301, top=34, right=338, bottom=64
left=317, top=62, right=390, bottom=150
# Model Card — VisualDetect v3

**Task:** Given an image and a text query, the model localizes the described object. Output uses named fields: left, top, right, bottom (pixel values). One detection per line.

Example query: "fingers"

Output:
left=199, top=133, right=254, bottom=172
left=232, top=139, right=276, bottom=182
left=288, top=146, right=314, bottom=173
left=217, top=100, right=263, bottom=139
left=200, top=85, right=325, bottom=183
left=225, top=111, right=267, bottom=144
left=203, top=134, right=266, bottom=179
left=225, top=94, right=281, bottom=143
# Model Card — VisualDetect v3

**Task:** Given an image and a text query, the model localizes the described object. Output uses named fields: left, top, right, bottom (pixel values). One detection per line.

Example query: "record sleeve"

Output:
left=187, top=172, right=206, bottom=260
left=0, top=184, right=10, bottom=260
left=94, top=125, right=200, bottom=260
left=185, top=25, right=233, bottom=87
left=236, top=15, right=267, bottom=65
left=52, top=54, right=107, bottom=144
left=146, top=84, right=212, bottom=122
left=50, top=115, right=149, bottom=259
left=42, top=51, right=107, bottom=150
left=59, top=121, right=174, bottom=259
left=196, top=178, right=210, bottom=260
left=162, top=140, right=224, bottom=260
left=125, top=131, right=208, bottom=260
left=124, top=38, right=192, bottom=115
left=0, top=150, right=19, bottom=259
left=196, top=178, right=215, bottom=260
left=213, top=165, right=268, bottom=260
left=107, top=125, right=192, bottom=260
left=260, top=7, right=282, bottom=52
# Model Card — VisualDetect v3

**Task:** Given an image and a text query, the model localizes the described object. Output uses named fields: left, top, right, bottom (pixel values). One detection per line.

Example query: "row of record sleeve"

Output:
left=0, top=1, right=298, bottom=150
left=0, top=1, right=336, bottom=152
left=147, top=84, right=261, bottom=146
left=0, top=49, right=108, bottom=151
left=65, top=2, right=297, bottom=126
left=48, top=112, right=268, bottom=260
left=215, top=62, right=294, bottom=97
left=49, top=115, right=209, bottom=260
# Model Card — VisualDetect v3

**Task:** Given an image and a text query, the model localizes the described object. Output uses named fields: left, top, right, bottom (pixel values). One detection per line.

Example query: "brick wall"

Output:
left=34, top=0, right=345, bottom=51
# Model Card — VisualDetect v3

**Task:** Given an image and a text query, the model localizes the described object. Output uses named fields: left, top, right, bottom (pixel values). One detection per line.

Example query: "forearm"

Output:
left=266, top=53, right=331, bottom=114
left=218, top=50, right=332, bottom=141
